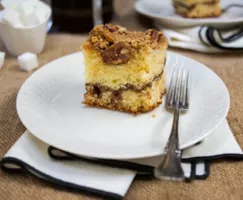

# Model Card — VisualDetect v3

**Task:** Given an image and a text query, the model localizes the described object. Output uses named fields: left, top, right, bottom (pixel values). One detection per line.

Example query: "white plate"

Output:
left=135, top=0, right=243, bottom=28
left=17, top=52, right=230, bottom=159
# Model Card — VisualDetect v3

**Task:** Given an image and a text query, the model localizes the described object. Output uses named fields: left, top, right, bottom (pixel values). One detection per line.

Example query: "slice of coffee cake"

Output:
left=82, top=24, right=168, bottom=114
left=173, top=0, right=221, bottom=18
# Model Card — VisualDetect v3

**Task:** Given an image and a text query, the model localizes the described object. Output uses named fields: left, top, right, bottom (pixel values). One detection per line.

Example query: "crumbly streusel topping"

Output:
left=82, top=24, right=167, bottom=64
left=88, top=24, right=166, bottom=50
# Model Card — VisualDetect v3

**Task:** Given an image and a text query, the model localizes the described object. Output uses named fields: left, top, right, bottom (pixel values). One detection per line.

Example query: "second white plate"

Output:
left=135, top=0, right=243, bottom=28
left=16, top=52, right=230, bottom=159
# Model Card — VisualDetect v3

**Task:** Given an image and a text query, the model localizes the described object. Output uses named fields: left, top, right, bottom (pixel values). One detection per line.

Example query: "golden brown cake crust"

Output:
left=82, top=24, right=168, bottom=65
left=87, top=24, right=166, bottom=49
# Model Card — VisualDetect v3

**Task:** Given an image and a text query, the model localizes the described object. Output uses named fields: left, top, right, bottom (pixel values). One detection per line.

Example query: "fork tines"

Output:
left=166, top=68, right=189, bottom=110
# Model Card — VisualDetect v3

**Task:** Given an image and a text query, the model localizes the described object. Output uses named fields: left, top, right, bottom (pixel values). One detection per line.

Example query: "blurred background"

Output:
left=44, top=0, right=141, bottom=33
left=0, top=0, right=242, bottom=54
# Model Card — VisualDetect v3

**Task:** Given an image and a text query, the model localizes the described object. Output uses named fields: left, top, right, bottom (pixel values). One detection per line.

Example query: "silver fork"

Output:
left=154, top=68, right=190, bottom=181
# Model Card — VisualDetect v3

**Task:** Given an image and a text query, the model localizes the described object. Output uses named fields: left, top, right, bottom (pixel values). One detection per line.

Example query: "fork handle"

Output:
left=165, top=109, right=180, bottom=155
left=154, top=108, right=185, bottom=180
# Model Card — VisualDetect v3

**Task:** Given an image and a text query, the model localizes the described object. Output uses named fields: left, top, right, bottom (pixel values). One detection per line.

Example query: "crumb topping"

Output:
left=82, top=24, right=167, bottom=65
left=88, top=24, right=166, bottom=50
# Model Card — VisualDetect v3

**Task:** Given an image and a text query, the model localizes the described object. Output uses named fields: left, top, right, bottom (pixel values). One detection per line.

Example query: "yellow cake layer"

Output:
left=174, top=0, right=221, bottom=18
left=82, top=47, right=166, bottom=90
left=83, top=72, right=166, bottom=113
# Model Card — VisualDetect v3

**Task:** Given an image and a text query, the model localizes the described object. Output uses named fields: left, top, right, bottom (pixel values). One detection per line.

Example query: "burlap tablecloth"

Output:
left=1, top=17, right=243, bottom=200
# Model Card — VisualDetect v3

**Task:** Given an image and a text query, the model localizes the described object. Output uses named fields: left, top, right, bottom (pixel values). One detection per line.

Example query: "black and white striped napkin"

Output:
left=1, top=119, right=243, bottom=200
left=155, top=22, right=243, bottom=53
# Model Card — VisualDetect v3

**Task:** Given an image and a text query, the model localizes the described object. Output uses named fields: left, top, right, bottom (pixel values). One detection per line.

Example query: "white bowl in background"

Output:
left=0, top=1, right=51, bottom=56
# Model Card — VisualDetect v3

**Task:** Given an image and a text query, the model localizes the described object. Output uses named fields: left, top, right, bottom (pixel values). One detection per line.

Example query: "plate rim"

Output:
left=134, top=0, right=243, bottom=26
left=16, top=51, right=230, bottom=159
